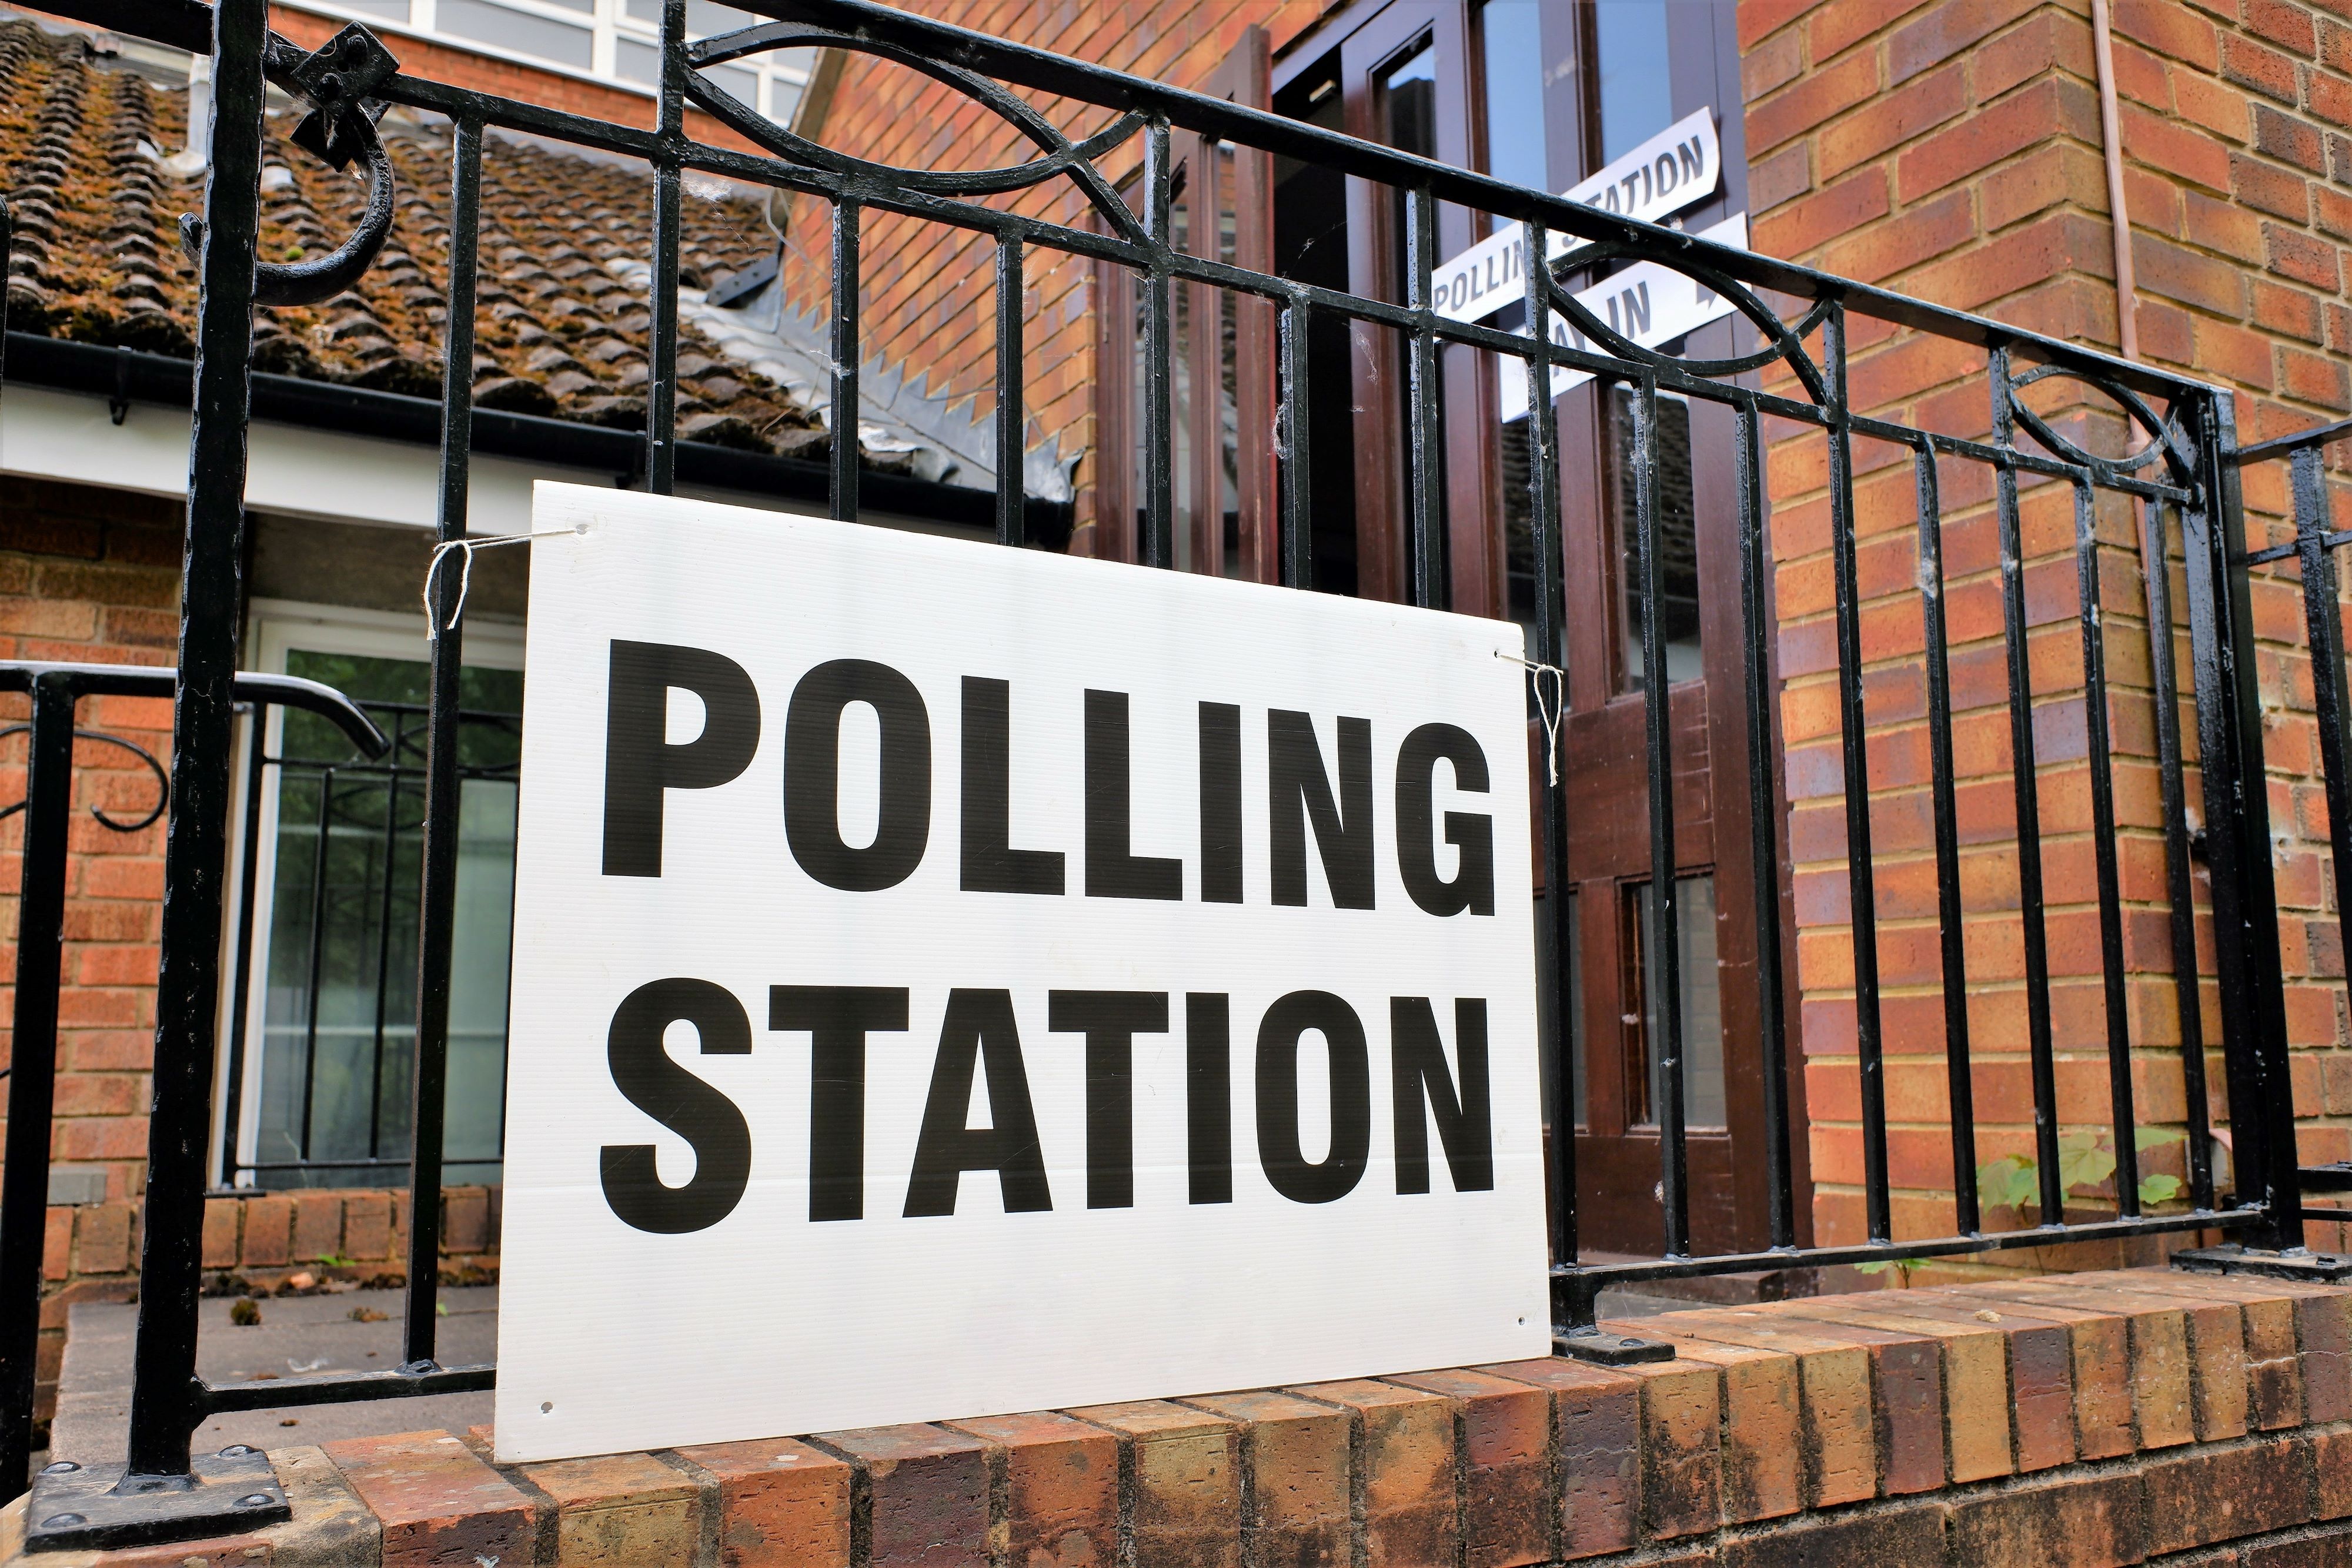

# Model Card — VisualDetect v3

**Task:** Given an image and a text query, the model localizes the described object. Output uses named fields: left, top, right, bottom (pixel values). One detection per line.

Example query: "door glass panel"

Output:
left=1273, top=69, right=1359, bottom=594
left=1382, top=40, right=1439, bottom=300
left=1629, top=874, right=1725, bottom=1129
left=1131, top=193, right=1194, bottom=569
left=1478, top=0, right=1548, bottom=199
left=1593, top=0, right=1675, bottom=165
left=1610, top=386, right=1701, bottom=691
left=251, top=650, right=520, bottom=1186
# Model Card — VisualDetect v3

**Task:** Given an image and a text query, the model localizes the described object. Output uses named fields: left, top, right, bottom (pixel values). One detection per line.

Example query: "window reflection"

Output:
left=1593, top=0, right=1676, bottom=165
left=1629, top=875, right=1726, bottom=1129
left=1609, top=386, right=1701, bottom=691
left=1478, top=1, right=1549, bottom=199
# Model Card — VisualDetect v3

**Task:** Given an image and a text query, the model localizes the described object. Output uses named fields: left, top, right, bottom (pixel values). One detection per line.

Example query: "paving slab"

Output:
left=52, top=1286, right=497, bottom=1463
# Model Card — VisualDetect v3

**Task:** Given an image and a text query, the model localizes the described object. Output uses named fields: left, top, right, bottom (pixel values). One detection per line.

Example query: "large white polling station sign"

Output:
left=493, top=482, right=1551, bottom=1462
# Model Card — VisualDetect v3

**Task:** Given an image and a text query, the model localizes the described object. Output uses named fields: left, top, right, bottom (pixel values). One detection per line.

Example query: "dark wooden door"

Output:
left=1266, top=0, right=1803, bottom=1258
left=1539, top=0, right=1799, bottom=1258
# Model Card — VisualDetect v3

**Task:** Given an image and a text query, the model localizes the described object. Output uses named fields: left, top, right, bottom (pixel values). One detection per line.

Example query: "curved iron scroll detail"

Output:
left=1541, top=239, right=1835, bottom=408
left=2003, top=359, right=2199, bottom=487
left=686, top=21, right=1148, bottom=243
left=178, top=24, right=400, bottom=308
left=0, top=727, right=168, bottom=834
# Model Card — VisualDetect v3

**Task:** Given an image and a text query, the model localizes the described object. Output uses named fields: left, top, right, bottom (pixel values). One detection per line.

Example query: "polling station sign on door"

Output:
left=495, top=483, right=1552, bottom=1462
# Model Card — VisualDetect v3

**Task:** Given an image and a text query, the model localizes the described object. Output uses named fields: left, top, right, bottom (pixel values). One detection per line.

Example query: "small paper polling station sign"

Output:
left=495, top=481, right=1552, bottom=1463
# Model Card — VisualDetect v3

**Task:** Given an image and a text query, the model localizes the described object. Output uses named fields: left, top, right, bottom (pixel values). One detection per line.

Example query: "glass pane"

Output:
left=1632, top=875, right=1725, bottom=1129
left=1478, top=0, right=1548, bottom=198
left=250, top=650, right=520, bottom=1186
left=436, top=0, right=593, bottom=65
left=1593, top=0, right=1674, bottom=166
left=1383, top=41, right=1438, bottom=302
left=1213, top=140, right=1241, bottom=576
left=1612, top=386, right=1700, bottom=691
left=615, top=35, right=657, bottom=85
left=1384, top=42, right=1437, bottom=155
left=624, top=0, right=754, bottom=31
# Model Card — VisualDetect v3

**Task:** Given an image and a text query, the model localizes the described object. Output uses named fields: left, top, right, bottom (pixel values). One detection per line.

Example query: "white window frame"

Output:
left=213, top=599, right=526, bottom=1187
left=278, top=0, right=812, bottom=123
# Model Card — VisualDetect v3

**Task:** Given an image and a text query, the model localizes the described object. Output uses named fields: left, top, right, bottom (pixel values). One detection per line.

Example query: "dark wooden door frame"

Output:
left=1091, top=29, right=1277, bottom=581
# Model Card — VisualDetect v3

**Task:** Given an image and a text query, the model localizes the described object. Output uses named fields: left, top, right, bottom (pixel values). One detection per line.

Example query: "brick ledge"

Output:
left=8, top=1266, right=2352, bottom=1565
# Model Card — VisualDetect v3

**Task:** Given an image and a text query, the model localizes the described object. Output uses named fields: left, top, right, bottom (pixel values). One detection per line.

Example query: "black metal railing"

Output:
left=0, top=663, right=387, bottom=1535
left=0, top=0, right=2326, bottom=1546
left=2240, top=419, right=2352, bottom=1220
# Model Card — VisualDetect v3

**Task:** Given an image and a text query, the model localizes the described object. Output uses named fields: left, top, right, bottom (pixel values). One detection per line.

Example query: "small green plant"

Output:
left=317, top=1253, right=355, bottom=1270
left=1978, top=1128, right=2186, bottom=1221
left=1854, top=1256, right=1925, bottom=1285
left=229, top=1297, right=262, bottom=1327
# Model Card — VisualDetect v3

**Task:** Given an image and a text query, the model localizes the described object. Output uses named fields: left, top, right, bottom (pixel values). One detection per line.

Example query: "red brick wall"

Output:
left=0, top=479, right=179, bottom=1209
left=771, top=0, right=1322, bottom=557
left=1742, top=0, right=2352, bottom=1268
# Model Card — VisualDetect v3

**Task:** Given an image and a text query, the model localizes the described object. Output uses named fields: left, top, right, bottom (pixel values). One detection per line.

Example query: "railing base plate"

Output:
left=1553, top=1326, right=1676, bottom=1365
left=2171, top=1245, right=2352, bottom=1282
left=23, top=1446, right=288, bottom=1554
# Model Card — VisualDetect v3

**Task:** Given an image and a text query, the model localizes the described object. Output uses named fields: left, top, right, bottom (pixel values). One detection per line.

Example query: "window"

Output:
left=1607, top=386, right=1702, bottom=691
left=223, top=606, right=523, bottom=1188
left=279, top=0, right=815, bottom=123
left=1627, top=874, right=1725, bottom=1129
left=1477, top=0, right=1547, bottom=201
left=1589, top=0, right=1676, bottom=164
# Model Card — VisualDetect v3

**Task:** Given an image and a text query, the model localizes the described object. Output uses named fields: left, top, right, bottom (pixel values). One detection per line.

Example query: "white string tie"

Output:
left=1496, top=650, right=1568, bottom=786
left=423, top=525, right=587, bottom=634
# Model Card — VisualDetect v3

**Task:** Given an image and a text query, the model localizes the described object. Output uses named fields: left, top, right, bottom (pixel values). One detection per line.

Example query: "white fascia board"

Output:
left=0, top=383, right=552, bottom=532
left=0, top=383, right=971, bottom=537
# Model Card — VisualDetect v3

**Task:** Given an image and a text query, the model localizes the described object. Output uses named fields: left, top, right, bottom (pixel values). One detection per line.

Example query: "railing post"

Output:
left=0, top=674, right=82, bottom=1502
left=24, top=0, right=298, bottom=1548
left=2177, top=389, right=2308, bottom=1261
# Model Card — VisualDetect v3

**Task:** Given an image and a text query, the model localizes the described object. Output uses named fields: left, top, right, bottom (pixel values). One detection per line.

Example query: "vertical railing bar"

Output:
left=646, top=0, right=685, bottom=496
left=1404, top=185, right=1442, bottom=610
left=1633, top=373, right=1689, bottom=1258
left=0, top=675, right=81, bottom=1499
left=2141, top=497, right=2214, bottom=1209
left=1525, top=227, right=1579, bottom=1292
left=2074, top=478, right=2140, bottom=1214
left=1276, top=293, right=1312, bottom=590
left=1140, top=118, right=1175, bottom=570
left=1737, top=394, right=1795, bottom=1249
left=124, top=0, right=270, bottom=1479
left=994, top=233, right=1024, bottom=549
left=403, top=115, right=483, bottom=1366
left=2294, top=448, right=2352, bottom=1083
left=1915, top=442, right=1979, bottom=1234
left=829, top=199, right=861, bottom=523
left=297, top=766, right=333, bottom=1164
left=216, top=703, right=270, bottom=1186
left=1825, top=305, right=1890, bottom=1244
left=1990, top=349, right=2066, bottom=1228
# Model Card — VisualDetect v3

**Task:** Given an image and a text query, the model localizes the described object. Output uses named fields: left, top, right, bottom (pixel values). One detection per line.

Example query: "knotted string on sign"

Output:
left=422, top=525, right=587, bottom=635
left=1495, top=649, right=1568, bottom=787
